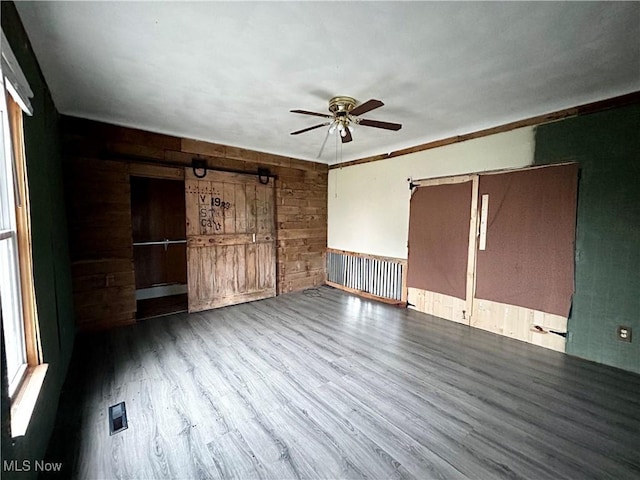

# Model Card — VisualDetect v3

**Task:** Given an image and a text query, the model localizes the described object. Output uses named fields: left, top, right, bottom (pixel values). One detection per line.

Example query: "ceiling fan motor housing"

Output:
left=328, top=96, right=357, bottom=115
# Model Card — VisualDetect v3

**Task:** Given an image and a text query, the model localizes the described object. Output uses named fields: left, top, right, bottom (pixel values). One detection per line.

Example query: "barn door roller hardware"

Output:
left=192, top=159, right=207, bottom=178
left=191, top=159, right=275, bottom=183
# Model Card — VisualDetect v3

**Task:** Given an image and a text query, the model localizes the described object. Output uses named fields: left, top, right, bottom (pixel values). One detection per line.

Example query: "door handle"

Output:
left=132, top=239, right=187, bottom=251
left=252, top=233, right=256, bottom=243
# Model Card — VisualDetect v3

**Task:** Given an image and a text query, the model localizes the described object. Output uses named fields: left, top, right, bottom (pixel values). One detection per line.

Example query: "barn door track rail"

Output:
left=190, top=159, right=274, bottom=183
left=99, top=150, right=277, bottom=182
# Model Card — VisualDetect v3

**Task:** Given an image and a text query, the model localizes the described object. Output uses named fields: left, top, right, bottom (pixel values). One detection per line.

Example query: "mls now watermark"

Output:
left=3, top=460, right=63, bottom=472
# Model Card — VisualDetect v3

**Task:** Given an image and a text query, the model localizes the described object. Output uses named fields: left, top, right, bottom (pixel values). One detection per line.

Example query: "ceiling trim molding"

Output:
left=329, top=91, right=640, bottom=170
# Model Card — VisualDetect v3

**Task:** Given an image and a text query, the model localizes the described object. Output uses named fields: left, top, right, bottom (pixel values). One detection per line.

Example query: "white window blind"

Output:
left=1, top=30, right=33, bottom=115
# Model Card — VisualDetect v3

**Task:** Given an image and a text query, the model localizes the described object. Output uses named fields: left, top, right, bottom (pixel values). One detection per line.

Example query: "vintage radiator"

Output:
left=326, top=249, right=405, bottom=302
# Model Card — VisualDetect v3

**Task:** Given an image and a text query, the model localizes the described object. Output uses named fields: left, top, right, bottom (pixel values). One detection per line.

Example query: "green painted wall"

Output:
left=534, top=104, right=640, bottom=373
left=1, top=2, right=76, bottom=477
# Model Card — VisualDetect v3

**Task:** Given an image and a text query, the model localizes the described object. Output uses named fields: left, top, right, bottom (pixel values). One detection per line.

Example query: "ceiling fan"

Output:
left=290, top=96, right=402, bottom=147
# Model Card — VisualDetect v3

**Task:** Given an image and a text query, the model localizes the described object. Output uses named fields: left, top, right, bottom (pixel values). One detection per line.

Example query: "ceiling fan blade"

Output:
left=358, top=119, right=402, bottom=131
left=290, top=109, right=333, bottom=118
left=290, top=122, right=330, bottom=135
left=341, top=128, right=353, bottom=143
left=350, top=99, right=384, bottom=117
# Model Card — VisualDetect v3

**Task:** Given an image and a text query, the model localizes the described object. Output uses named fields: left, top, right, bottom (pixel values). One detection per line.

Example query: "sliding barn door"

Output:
left=185, top=169, right=276, bottom=312
left=471, top=163, right=579, bottom=351
left=406, top=176, right=477, bottom=324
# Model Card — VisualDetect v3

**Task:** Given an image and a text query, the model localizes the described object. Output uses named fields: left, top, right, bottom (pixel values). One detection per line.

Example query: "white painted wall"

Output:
left=327, top=127, right=536, bottom=259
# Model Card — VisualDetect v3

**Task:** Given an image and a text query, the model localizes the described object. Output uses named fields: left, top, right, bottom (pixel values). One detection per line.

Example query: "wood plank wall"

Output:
left=61, top=116, right=328, bottom=331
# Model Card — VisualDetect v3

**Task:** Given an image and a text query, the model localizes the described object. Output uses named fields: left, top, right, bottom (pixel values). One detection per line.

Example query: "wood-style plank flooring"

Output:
left=45, top=286, right=640, bottom=479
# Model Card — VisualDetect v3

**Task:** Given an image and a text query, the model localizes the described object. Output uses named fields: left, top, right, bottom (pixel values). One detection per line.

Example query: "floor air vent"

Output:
left=108, top=402, right=128, bottom=435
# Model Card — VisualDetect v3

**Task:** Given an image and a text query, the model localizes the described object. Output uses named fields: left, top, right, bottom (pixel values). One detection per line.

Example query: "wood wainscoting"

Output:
left=471, top=298, right=568, bottom=352
left=63, top=116, right=327, bottom=331
left=406, top=288, right=468, bottom=325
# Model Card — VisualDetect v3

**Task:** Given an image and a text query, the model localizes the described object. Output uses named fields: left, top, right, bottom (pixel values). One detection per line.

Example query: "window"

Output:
left=0, top=94, right=27, bottom=395
left=1, top=93, right=40, bottom=397
left=2, top=29, right=45, bottom=437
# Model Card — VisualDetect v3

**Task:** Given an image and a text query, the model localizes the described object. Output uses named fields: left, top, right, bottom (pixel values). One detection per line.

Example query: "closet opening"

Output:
left=130, top=176, right=187, bottom=319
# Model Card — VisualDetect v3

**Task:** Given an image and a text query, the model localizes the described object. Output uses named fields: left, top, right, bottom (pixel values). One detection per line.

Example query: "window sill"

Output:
left=10, top=364, right=48, bottom=438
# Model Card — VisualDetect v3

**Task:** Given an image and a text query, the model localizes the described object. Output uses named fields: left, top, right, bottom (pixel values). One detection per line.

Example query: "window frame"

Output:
left=1, top=91, right=28, bottom=397
left=9, top=93, right=41, bottom=364
left=1, top=88, right=45, bottom=438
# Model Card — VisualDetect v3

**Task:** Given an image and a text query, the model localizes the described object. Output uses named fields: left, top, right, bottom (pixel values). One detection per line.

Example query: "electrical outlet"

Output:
left=617, top=326, right=632, bottom=342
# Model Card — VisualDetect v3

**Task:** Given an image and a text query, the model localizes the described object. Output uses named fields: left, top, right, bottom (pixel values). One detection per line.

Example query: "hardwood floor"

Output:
left=45, top=286, right=640, bottom=479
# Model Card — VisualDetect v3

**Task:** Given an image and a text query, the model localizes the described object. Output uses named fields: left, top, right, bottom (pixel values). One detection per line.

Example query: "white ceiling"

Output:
left=15, top=1, right=640, bottom=164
